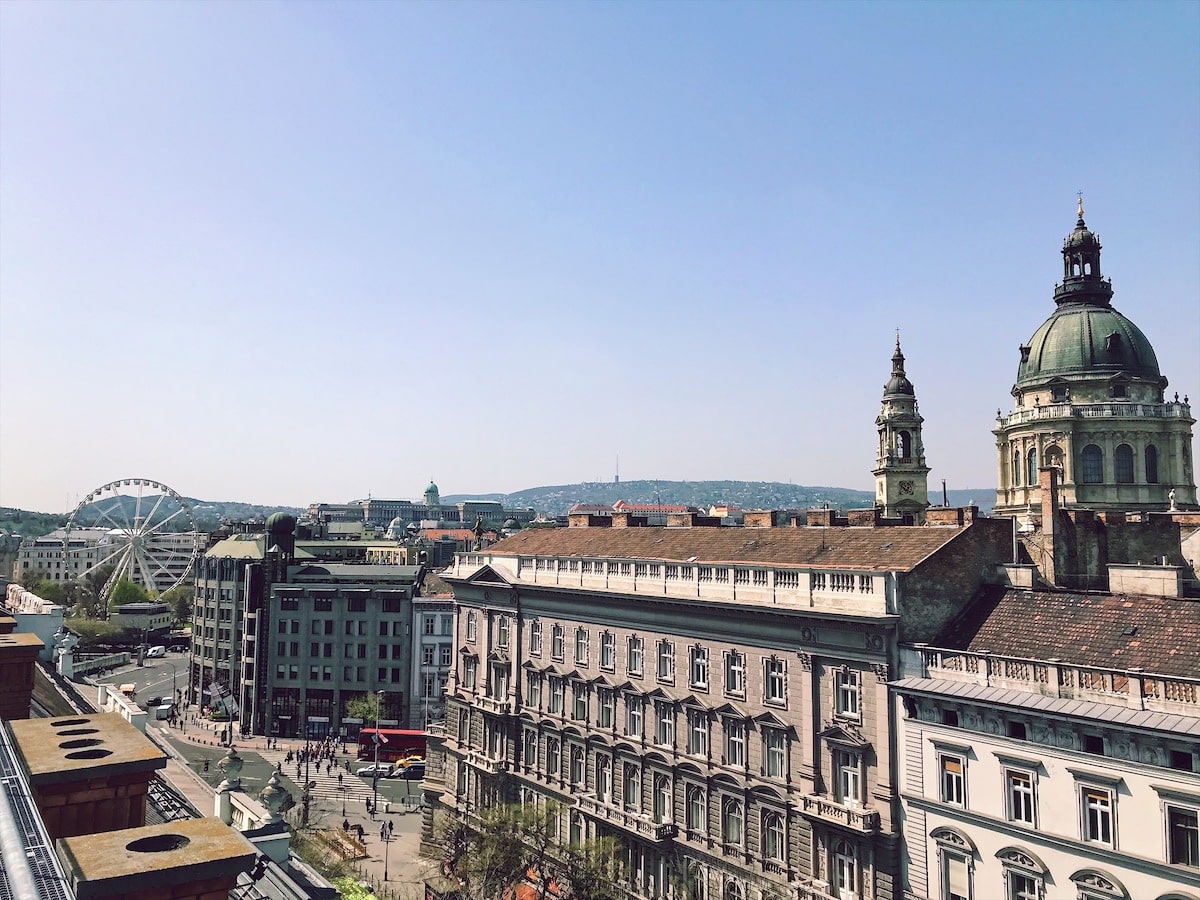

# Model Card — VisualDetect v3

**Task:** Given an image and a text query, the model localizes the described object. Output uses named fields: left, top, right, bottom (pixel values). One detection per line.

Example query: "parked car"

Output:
left=355, top=763, right=391, bottom=778
left=392, top=761, right=426, bottom=780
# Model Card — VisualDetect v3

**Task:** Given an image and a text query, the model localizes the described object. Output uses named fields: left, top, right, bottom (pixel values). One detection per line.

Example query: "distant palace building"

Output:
left=307, top=481, right=536, bottom=530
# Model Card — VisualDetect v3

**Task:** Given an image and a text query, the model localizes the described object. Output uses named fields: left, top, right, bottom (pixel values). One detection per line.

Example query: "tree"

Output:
left=160, top=585, right=194, bottom=626
left=344, top=692, right=384, bottom=722
left=429, top=802, right=627, bottom=900
left=108, top=577, right=149, bottom=611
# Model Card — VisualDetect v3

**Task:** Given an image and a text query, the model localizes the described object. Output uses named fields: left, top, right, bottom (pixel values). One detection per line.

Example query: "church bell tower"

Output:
left=873, top=336, right=931, bottom=523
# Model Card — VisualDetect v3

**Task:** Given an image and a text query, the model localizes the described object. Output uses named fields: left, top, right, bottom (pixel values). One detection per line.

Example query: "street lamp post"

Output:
left=382, top=828, right=392, bottom=881
left=338, top=784, right=347, bottom=817
left=372, top=690, right=384, bottom=813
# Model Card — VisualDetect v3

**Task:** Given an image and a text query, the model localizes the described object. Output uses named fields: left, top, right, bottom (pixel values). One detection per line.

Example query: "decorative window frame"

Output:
left=763, top=655, right=787, bottom=707
left=995, top=846, right=1047, bottom=900
left=529, top=619, right=542, bottom=656
left=1151, top=783, right=1200, bottom=870
left=1069, top=769, right=1122, bottom=849
left=835, top=666, right=861, bottom=720
left=1069, top=868, right=1130, bottom=900
left=931, top=826, right=976, bottom=900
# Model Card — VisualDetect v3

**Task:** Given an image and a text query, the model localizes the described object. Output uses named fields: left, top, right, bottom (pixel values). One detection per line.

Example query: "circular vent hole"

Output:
left=51, top=718, right=90, bottom=727
left=65, top=749, right=113, bottom=760
left=57, top=728, right=100, bottom=736
left=59, top=738, right=103, bottom=749
left=126, top=834, right=192, bottom=853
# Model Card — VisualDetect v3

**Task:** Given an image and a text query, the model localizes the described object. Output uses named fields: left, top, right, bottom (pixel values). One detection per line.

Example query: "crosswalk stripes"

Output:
left=258, top=748, right=377, bottom=803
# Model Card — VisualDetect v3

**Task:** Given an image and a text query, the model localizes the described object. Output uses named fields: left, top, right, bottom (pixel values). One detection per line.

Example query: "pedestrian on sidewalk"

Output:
left=387, top=820, right=394, bottom=836
left=380, top=823, right=386, bottom=841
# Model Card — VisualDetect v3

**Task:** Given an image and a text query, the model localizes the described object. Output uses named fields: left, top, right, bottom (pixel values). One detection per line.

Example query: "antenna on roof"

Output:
left=615, top=454, right=620, bottom=484
left=942, top=479, right=948, bottom=507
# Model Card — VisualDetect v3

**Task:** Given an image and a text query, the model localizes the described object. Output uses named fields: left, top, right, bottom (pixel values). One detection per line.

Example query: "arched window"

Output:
left=1013, top=452, right=1022, bottom=486
left=897, top=431, right=912, bottom=458
left=1081, top=445, right=1104, bottom=484
left=596, top=755, right=611, bottom=803
left=569, top=811, right=584, bottom=847
left=723, top=880, right=744, bottom=900
left=762, top=810, right=785, bottom=862
left=570, top=746, right=585, bottom=785
left=1145, top=445, right=1159, bottom=484
left=834, top=840, right=857, bottom=895
left=1115, top=444, right=1134, bottom=483
left=623, top=765, right=640, bottom=810
left=1027, top=448, right=1038, bottom=486
left=722, top=797, right=743, bottom=845
left=653, top=774, right=671, bottom=823
left=686, top=786, right=706, bottom=833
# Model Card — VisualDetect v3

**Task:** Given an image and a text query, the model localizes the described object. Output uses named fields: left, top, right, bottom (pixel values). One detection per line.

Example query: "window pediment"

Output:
left=995, top=845, right=1047, bottom=875
left=1069, top=869, right=1128, bottom=900
left=466, top=565, right=510, bottom=585
left=930, top=826, right=977, bottom=855
left=819, top=722, right=870, bottom=749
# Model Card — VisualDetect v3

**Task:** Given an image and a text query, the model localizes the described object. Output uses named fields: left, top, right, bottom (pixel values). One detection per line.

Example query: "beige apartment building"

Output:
left=427, top=508, right=1014, bottom=900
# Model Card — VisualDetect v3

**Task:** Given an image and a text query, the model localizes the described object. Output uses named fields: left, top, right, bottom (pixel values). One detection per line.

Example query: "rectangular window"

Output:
left=1081, top=786, right=1114, bottom=845
left=439, top=644, right=452, bottom=667
left=573, top=684, right=588, bottom=721
left=764, top=729, right=786, bottom=778
left=551, top=625, right=565, bottom=661
left=466, top=611, right=477, bottom=641
left=688, top=710, right=708, bottom=756
left=837, top=750, right=861, bottom=806
left=689, top=645, right=708, bottom=688
left=764, top=656, right=786, bottom=704
left=549, top=678, right=564, bottom=715
left=626, top=696, right=643, bottom=737
left=944, top=853, right=970, bottom=900
left=547, top=738, right=560, bottom=778
left=575, top=628, right=589, bottom=665
left=725, top=720, right=745, bottom=767
left=497, top=617, right=510, bottom=649
left=1008, top=872, right=1038, bottom=900
left=940, top=754, right=966, bottom=807
left=525, top=673, right=542, bottom=708
left=657, top=640, right=675, bottom=682
left=1006, top=769, right=1035, bottom=825
left=628, top=636, right=644, bottom=676
left=724, top=650, right=745, bottom=696
left=598, top=689, right=614, bottom=728
left=529, top=620, right=542, bottom=655
left=836, top=668, right=861, bottom=719
left=1168, top=806, right=1199, bottom=867
left=656, top=703, right=674, bottom=747
left=600, top=632, right=615, bottom=670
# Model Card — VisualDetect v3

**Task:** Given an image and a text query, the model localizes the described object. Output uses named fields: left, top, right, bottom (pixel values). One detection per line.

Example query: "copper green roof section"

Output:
left=1015, top=303, right=1161, bottom=388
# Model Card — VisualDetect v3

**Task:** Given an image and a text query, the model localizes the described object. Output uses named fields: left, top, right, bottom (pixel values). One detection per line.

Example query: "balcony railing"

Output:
left=575, top=794, right=677, bottom=842
left=798, top=794, right=880, bottom=833
left=463, top=748, right=505, bottom=775
left=918, top=646, right=1200, bottom=714
left=476, top=695, right=513, bottom=716
left=1001, top=400, right=1190, bottom=427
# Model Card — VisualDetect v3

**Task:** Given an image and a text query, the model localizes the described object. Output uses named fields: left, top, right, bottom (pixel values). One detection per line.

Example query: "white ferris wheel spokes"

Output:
left=63, top=478, right=202, bottom=606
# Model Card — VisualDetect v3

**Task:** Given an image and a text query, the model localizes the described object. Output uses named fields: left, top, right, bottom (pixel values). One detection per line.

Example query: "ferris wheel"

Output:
left=63, top=478, right=202, bottom=605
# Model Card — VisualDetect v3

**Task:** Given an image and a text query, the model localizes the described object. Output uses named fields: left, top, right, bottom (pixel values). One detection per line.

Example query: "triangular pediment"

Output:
left=818, top=721, right=870, bottom=748
left=466, top=564, right=511, bottom=585
left=644, top=687, right=672, bottom=701
left=488, top=649, right=510, bottom=664
left=713, top=700, right=749, bottom=720
left=589, top=673, right=615, bottom=687
left=753, top=710, right=791, bottom=729
left=679, top=694, right=711, bottom=711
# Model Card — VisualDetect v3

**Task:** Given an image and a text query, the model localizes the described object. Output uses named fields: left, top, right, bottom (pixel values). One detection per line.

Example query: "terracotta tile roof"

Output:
left=421, top=529, right=474, bottom=541
left=480, top=524, right=968, bottom=571
left=935, top=586, right=1200, bottom=679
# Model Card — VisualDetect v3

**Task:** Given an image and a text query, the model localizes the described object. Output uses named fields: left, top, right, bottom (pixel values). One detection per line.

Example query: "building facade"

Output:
left=893, top=589, right=1200, bottom=900
left=189, top=513, right=440, bottom=737
left=429, top=512, right=1014, bottom=900
left=994, top=204, right=1197, bottom=516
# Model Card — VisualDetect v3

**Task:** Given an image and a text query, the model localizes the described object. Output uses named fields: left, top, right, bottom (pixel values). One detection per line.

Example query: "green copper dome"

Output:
left=1015, top=206, right=1163, bottom=390
left=425, top=482, right=439, bottom=494
left=1015, top=304, right=1161, bottom=388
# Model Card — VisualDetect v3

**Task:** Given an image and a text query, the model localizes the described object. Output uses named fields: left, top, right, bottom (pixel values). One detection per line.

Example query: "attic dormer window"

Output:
left=1051, top=385, right=1069, bottom=403
left=1110, top=383, right=1127, bottom=399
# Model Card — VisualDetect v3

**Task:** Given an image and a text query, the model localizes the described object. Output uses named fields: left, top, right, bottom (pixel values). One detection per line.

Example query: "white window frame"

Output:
left=549, top=677, right=564, bottom=715
left=835, top=668, right=860, bottom=719
left=600, top=631, right=615, bottom=671
left=657, top=639, right=675, bottom=682
left=598, top=688, right=614, bottom=729
left=624, top=764, right=641, bottom=811
left=724, top=719, right=746, bottom=768
left=628, top=635, right=644, bottom=676
left=722, top=797, right=743, bottom=846
left=940, top=753, right=967, bottom=808
left=725, top=650, right=746, bottom=697
left=836, top=749, right=862, bottom=807
left=686, top=785, right=706, bottom=835
left=688, top=709, right=709, bottom=756
left=1005, top=767, right=1036, bottom=826
left=575, top=627, right=589, bottom=666
left=764, top=656, right=786, bottom=705
left=656, top=702, right=675, bottom=747
left=626, top=695, right=643, bottom=737
left=764, top=728, right=786, bottom=778
left=529, top=619, right=542, bottom=655
left=466, top=611, right=477, bottom=642
left=761, top=809, right=785, bottom=862
left=1165, top=802, right=1199, bottom=868
left=596, top=754, right=612, bottom=802
left=551, top=624, right=565, bottom=661
left=690, top=645, right=709, bottom=688
left=1079, top=783, right=1116, bottom=847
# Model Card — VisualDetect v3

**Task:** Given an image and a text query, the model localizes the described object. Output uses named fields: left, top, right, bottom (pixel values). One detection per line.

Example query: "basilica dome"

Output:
left=1015, top=303, right=1161, bottom=389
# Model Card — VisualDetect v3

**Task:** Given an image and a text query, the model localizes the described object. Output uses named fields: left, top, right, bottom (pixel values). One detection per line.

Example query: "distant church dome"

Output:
left=425, top=482, right=439, bottom=495
left=265, top=512, right=297, bottom=536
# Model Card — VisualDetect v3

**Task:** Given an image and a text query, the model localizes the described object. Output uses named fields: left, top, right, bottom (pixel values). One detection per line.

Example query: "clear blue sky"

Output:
left=2, top=1, right=1197, bottom=513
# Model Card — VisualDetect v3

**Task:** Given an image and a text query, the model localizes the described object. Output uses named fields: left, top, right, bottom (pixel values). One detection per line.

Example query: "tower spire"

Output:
left=874, top=337, right=930, bottom=524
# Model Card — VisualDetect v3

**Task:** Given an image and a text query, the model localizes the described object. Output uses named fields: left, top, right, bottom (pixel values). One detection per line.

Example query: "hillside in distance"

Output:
left=445, top=481, right=996, bottom=518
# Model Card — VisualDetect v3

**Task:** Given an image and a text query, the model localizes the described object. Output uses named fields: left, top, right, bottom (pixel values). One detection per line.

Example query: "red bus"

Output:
left=356, top=727, right=426, bottom=762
